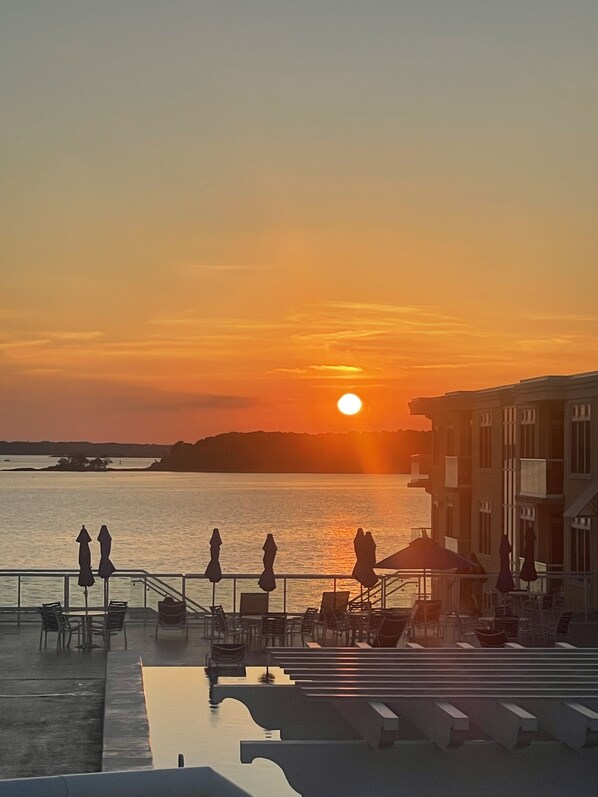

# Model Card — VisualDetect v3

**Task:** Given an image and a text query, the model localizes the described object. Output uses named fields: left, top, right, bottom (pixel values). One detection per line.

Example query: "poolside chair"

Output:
left=412, top=600, right=442, bottom=638
left=206, top=642, right=246, bottom=667
left=494, top=616, right=519, bottom=641
left=313, top=590, right=351, bottom=641
left=474, top=628, right=508, bottom=648
left=212, top=605, right=243, bottom=642
left=454, top=614, right=493, bottom=643
left=346, top=607, right=371, bottom=645
left=155, top=597, right=188, bottom=640
left=370, top=615, right=409, bottom=648
left=260, top=613, right=287, bottom=647
left=317, top=609, right=350, bottom=645
left=545, top=611, right=574, bottom=646
left=319, top=590, right=350, bottom=614
left=288, top=607, right=318, bottom=646
left=38, top=604, right=80, bottom=650
left=92, top=602, right=128, bottom=650
left=239, top=592, right=269, bottom=617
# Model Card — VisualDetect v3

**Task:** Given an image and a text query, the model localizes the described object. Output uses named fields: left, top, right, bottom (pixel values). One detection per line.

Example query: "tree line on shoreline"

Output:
left=151, top=430, right=430, bottom=474
left=2, top=430, right=430, bottom=473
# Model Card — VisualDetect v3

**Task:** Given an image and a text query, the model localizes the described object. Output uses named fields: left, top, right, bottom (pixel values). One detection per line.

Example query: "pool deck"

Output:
left=1, top=611, right=598, bottom=781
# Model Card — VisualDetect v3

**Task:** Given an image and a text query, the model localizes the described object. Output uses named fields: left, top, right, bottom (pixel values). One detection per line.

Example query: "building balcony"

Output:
left=407, top=454, right=430, bottom=488
left=519, top=458, right=564, bottom=499
left=444, top=456, right=471, bottom=489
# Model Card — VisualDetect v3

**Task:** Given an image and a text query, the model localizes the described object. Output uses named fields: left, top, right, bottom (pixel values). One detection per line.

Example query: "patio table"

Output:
left=63, top=609, right=107, bottom=650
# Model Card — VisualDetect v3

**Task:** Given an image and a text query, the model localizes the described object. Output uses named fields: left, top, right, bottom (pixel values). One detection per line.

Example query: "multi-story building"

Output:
left=409, top=371, right=598, bottom=610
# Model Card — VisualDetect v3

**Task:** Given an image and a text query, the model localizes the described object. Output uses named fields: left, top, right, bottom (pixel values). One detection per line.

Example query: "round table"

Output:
left=63, top=609, right=107, bottom=650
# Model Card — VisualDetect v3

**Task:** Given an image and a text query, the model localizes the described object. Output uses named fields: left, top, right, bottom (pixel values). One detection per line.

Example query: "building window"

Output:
left=570, top=517, right=591, bottom=576
left=570, top=403, right=591, bottom=475
left=520, top=408, right=536, bottom=459
left=479, top=412, right=492, bottom=469
left=479, top=500, right=492, bottom=556
left=519, top=506, right=535, bottom=555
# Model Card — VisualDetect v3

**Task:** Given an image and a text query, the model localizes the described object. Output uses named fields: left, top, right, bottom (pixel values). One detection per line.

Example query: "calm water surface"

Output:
left=0, top=461, right=429, bottom=573
left=144, top=666, right=299, bottom=796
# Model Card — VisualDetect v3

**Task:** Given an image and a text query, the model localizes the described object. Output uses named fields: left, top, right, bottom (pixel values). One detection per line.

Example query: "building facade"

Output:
left=409, top=371, right=598, bottom=610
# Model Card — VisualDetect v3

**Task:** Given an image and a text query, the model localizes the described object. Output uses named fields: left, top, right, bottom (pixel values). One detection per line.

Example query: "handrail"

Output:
left=133, top=573, right=210, bottom=616
left=1, top=568, right=596, bottom=625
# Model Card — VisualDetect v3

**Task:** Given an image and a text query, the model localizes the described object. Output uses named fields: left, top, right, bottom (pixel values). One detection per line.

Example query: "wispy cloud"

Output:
left=309, top=365, right=364, bottom=373
left=530, top=313, right=598, bottom=323
left=0, top=338, right=51, bottom=351
left=135, top=394, right=261, bottom=411
left=48, top=331, right=104, bottom=341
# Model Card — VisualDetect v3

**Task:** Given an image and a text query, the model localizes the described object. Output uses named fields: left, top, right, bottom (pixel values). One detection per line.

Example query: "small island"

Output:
left=47, top=454, right=113, bottom=472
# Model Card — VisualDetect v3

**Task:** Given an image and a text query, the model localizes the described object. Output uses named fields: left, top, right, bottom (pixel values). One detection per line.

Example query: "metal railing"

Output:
left=1, top=568, right=596, bottom=624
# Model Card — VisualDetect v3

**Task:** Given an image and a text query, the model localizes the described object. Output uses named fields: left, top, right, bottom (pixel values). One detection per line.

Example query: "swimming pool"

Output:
left=143, top=666, right=299, bottom=797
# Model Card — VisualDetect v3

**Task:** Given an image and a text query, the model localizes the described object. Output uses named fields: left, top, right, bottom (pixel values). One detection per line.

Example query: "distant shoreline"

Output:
left=2, top=466, right=411, bottom=475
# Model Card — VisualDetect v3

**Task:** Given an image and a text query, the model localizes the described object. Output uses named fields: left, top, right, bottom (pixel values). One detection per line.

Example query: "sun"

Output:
left=337, top=393, right=362, bottom=416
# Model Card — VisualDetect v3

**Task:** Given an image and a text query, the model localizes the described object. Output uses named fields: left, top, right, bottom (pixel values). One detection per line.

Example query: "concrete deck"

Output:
left=1, top=612, right=597, bottom=780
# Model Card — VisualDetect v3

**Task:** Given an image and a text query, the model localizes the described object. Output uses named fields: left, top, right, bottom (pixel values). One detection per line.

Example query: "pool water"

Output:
left=143, top=666, right=299, bottom=797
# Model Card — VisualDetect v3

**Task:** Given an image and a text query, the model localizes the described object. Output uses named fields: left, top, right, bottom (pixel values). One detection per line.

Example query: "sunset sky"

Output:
left=2, top=2, right=598, bottom=443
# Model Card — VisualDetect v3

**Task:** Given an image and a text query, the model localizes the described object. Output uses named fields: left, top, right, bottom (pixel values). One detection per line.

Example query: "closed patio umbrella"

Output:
left=76, top=525, right=95, bottom=611
left=496, top=534, right=515, bottom=594
left=205, top=527, right=223, bottom=609
left=376, top=531, right=474, bottom=601
left=258, top=533, right=277, bottom=593
left=352, top=528, right=379, bottom=590
left=520, top=527, right=538, bottom=585
left=97, top=524, right=116, bottom=611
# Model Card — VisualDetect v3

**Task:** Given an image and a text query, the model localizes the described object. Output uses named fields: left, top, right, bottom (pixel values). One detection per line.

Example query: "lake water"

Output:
left=0, top=458, right=430, bottom=609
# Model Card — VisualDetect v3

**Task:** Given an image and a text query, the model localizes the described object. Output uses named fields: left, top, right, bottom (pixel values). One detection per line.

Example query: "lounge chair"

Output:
left=494, top=616, right=519, bottom=641
left=370, top=615, right=409, bottom=648
left=239, top=592, right=269, bottom=617
left=545, top=611, right=574, bottom=646
left=412, top=599, right=442, bottom=638
left=319, top=590, right=350, bottom=613
left=475, top=628, right=508, bottom=648
left=205, top=643, right=246, bottom=681
left=313, top=590, right=351, bottom=641
left=155, top=597, right=188, bottom=640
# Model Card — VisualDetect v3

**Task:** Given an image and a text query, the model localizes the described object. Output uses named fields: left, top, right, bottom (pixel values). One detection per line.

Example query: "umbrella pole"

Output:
left=211, top=582, right=216, bottom=640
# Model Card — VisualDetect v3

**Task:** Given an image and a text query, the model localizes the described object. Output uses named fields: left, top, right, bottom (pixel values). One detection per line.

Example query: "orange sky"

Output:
left=2, top=3, right=598, bottom=443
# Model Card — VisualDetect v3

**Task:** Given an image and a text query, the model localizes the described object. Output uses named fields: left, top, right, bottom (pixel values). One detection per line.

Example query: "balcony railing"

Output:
left=408, top=454, right=431, bottom=488
left=520, top=459, right=564, bottom=498
left=444, top=456, right=471, bottom=488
